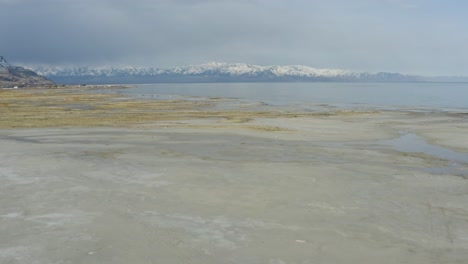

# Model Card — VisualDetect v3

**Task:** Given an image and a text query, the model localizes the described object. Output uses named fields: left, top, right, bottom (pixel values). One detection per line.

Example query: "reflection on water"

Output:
left=375, top=133, right=468, bottom=178
left=117, top=82, right=468, bottom=110
left=375, top=133, right=468, bottom=164
left=309, top=132, right=468, bottom=178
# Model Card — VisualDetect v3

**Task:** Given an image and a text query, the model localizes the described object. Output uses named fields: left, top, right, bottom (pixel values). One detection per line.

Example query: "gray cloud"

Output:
left=1, top=0, right=467, bottom=75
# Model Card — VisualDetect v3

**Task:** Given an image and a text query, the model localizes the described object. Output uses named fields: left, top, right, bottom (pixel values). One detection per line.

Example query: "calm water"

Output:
left=118, top=82, right=468, bottom=110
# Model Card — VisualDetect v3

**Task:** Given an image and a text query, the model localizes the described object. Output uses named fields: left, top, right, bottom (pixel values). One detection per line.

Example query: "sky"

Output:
left=0, top=0, right=467, bottom=76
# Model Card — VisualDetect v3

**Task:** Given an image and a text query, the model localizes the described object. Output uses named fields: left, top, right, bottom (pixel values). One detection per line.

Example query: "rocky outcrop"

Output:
left=0, top=56, right=55, bottom=88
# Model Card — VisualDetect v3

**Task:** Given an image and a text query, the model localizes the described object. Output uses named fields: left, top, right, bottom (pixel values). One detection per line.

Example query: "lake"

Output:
left=116, top=82, right=468, bottom=111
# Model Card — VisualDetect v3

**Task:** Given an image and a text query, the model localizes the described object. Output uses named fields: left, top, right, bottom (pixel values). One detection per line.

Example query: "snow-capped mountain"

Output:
left=0, top=56, right=12, bottom=68
left=0, top=56, right=55, bottom=88
left=31, top=62, right=422, bottom=84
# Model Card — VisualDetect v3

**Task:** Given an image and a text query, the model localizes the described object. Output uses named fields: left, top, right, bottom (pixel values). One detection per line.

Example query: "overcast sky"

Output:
left=1, top=0, right=467, bottom=75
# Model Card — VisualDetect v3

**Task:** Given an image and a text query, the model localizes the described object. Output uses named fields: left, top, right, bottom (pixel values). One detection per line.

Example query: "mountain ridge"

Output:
left=0, top=56, right=55, bottom=88
left=31, top=62, right=424, bottom=84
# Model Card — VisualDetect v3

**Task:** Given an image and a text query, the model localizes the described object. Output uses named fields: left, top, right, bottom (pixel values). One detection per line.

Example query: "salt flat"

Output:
left=1, top=88, right=468, bottom=263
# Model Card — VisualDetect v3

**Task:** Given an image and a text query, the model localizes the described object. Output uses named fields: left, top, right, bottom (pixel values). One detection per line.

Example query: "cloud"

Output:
left=385, top=0, right=419, bottom=9
left=0, top=0, right=467, bottom=75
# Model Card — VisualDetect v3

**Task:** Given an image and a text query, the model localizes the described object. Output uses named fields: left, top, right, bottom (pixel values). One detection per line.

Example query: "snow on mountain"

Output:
left=0, top=56, right=55, bottom=88
left=30, top=62, right=420, bottom=84
left=0, top=56, right=11, bottom=68
left=33, top=65, right=164, bottom=77
left=33, top=62, right=355, bottom=77
left=163, top=62, right=358, bottom=78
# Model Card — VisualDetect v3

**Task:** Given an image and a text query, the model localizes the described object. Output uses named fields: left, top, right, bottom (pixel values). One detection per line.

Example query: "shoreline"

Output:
left=1, top=86, right=467, bottom=127
left=1, top=87, right=468, bottom=263
left=0, top=86, right=386, bottom=129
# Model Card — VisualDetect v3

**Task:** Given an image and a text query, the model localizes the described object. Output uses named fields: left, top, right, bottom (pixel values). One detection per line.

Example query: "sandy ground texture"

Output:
left=1, top=88, right=468, bottom=263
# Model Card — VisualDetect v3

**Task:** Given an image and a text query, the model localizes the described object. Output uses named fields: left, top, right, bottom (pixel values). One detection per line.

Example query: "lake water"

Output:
left=117, top=82, right=468, bottom=111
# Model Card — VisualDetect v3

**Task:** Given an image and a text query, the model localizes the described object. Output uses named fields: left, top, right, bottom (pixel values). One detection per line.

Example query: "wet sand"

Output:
left=1, top=88, right=468, bottom=263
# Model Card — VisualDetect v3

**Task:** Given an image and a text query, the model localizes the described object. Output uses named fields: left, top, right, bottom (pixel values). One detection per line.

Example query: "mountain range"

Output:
left=0, top=56, right=54, bottom=88
left=32, top=62, right=425, bottom=84
left=3, top=57, right=465, bottom=86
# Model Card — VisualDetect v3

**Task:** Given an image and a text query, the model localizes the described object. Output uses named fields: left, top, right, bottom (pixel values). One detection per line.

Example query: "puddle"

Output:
left=424, top=165, right=468, bottom=178
left=374, top=133, right=468, bottom=164
left=309, top=132, right=468, bottom=178
left=372, top=132, right=468, bottom=178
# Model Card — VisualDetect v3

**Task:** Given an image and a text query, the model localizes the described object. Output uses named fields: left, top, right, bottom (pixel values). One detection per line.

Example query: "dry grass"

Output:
left=0, top=88, right=378, bottom=129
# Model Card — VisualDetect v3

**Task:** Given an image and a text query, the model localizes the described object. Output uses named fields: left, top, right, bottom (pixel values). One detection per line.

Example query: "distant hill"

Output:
left=0, top=56, right=55, bottom=88
left=33, top=62, right=424, bottom=84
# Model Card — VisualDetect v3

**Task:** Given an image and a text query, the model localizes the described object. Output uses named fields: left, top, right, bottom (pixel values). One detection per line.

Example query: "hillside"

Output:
left=33, top=62, right=423, bottom=84
left=0, top=56, right=55, bottom=88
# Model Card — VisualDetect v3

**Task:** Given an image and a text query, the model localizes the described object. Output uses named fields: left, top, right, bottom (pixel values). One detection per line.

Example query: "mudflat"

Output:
left=1, top=88, right=468, bottom=263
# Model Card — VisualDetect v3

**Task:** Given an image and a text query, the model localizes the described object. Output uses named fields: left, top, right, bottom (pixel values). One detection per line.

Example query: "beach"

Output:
left=1, top=87, right=468, bottom=263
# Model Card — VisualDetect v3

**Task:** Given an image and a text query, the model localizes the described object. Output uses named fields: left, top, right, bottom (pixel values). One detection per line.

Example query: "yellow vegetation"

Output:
left=0, top=87, right=378, bottom=129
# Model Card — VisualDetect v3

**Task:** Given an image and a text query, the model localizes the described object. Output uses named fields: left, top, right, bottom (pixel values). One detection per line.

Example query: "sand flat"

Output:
left=1, top=88, right=468, bottom=263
